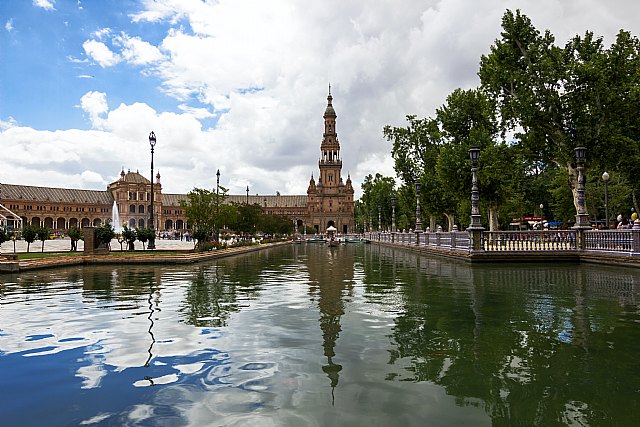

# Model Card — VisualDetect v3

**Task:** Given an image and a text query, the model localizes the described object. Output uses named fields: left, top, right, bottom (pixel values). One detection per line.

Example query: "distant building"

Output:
left=0, top=90, right=355, bottom=234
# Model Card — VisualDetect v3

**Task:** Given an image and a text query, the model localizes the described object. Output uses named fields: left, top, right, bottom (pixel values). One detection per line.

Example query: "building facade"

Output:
left=0, top=91, right=355, bottom=234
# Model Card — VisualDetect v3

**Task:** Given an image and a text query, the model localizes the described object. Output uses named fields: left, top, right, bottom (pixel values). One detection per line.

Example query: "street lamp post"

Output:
left=574, top=146, right=590, bottom=229
left=148, top=131, right=157, bottom=250
left=602, top=171, right=610, bottom=229
left=468, top=146, right=482, bottom=230
left=415, top=182, right=422, bottom=232
left=369, top=209, right=373, bottom=233
left=468, top=146, right=484, bottom=251
left=246, top=185, right=249, bottom=205
left=391, top=196, right=396, bottom=232
left=378, top=206, right=382, bottom=232
left=216, top=169, right=220, bottom=241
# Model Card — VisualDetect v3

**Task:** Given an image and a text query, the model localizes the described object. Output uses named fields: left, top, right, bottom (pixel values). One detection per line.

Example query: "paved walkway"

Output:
left=0, top=237, right=195, bottom=254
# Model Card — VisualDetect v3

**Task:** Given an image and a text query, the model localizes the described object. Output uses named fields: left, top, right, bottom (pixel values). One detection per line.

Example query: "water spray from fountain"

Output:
left=112, top=201, right=123, bottom=234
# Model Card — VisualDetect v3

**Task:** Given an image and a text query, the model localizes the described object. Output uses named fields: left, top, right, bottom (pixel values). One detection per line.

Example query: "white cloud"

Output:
left=82, top=39, right=121, bottom=67
left=5, top=19, right=13, bottom=32
left=33, top=0, right=55, bottom=11
left=115, top=33, right=165, bottom=65
left=80, top=91, right=109, bottom=128
left=5, top=0, right=640, bottom=198
left=91, top=27, right=111, bottom=39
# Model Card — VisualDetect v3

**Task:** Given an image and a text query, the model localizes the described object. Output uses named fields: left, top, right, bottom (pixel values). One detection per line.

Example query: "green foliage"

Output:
left=121, top=226, right=137, bottom=251
left=135, top=227, right=155, bottom=250
left=0, top=228, right=8, bottom=246
left=68, top=227, right=82, bottom=241
left=375, top=9, right=640, bottom=229
left=36, top=226, right=51, bottom=252
left=22, top=224, right=37, bottom=253
left=95, top=223, right=115, bottom=247
left=359, top=173, right=397, bottom=230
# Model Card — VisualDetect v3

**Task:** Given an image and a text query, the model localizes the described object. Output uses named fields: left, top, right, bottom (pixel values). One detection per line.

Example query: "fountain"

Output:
left=111, top=201, right=123, bottom=234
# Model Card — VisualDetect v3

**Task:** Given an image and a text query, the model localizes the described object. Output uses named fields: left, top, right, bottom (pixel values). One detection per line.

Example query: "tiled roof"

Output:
left=162, top=193, right=308, bottom=208
left=0, top=183, right=113, bottom=204
left=227, top=195, right=307, bottom=208
left=162, top=193, right=187, bottom=206
left=0, top=183, right=308, bottom=209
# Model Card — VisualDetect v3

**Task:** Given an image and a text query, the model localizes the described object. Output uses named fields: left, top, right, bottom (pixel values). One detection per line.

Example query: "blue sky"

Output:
left=1, top=0, right=180, bottom=130
left=1, top=0, right=640, bottom=196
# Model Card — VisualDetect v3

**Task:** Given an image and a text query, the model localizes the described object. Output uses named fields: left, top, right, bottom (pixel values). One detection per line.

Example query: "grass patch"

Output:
left=13, top=250, right=193, bottom=260
left=16, top=252, right=84, bottom=260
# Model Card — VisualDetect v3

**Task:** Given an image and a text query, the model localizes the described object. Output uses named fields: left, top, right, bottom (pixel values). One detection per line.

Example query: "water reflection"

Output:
left=305, top=245, right=355, bottom=401
left=367, top=245, right=640, bottom=425
left=1, top=245, right=640, bottom=425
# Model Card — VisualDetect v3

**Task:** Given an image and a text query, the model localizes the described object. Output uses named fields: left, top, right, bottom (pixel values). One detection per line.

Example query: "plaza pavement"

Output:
left=0, top=237, right=195, bottom=254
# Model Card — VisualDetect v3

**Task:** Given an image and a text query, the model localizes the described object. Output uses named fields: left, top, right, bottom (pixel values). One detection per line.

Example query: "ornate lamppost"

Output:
left=391, top=196, right=396, bottom=232
left=602, top=171, right=610, bottom=229
left=574, top=146, right=590, bottom=229
left=148, top=131, right=157, bottom=250
left=415, top=182, right=422, bottom=232
left=369, top=209, right=373, bottom=233
left=468, top=146, right=482, bottom=230
left=468, top=146, right=484, bottom=251
left=216, top=169, right=220, bottom=241
left=246, top=185, right=249, bottom=205
left=378, top=205, right=382, bottom=232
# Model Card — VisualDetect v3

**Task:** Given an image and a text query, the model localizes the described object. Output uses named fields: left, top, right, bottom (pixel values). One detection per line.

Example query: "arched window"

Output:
left=129, top=219, right=136, bottom=228
left=130, top=204, right=136, bottom=213
left=138, top=205, right=145, bottom=214
left=138, top=219, right=145, bottom=228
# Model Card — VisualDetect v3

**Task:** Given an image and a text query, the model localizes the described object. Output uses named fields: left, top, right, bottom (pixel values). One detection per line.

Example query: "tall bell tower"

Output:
left=318, top=85, right=342, bottom=193
left=306, top=86, right=355, bottom=234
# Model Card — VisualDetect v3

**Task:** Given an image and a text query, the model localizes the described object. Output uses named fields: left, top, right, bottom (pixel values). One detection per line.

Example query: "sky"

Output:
left=1, top=0, right=639, bottom=199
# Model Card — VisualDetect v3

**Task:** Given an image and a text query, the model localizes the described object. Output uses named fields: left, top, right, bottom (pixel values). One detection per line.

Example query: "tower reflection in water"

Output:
left=303, top=244, right=356, bottom=403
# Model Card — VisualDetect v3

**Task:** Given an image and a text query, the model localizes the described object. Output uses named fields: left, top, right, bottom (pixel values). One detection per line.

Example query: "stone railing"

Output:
left=482, top=230, right=577, bottom=251
left=368, top=230, right=471, bottom=251
left=584, top=229, right=635, bottom=253
left=366, top=228, right=640, bottom=256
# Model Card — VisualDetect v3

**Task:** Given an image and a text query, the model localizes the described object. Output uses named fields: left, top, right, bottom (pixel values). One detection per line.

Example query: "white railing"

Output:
left=585, top=230, right=633, bottom=252
left=482, top=230, right=577, bottom=251
left=367, top=229, right=640, bottom=255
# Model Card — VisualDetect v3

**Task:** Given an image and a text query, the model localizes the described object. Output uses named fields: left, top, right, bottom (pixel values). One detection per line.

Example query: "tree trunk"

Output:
left=488, top=204, right=500, bottom=231
left=444, top=213, right=455, bottom=231
left=429, top=214, right=436, bottom=232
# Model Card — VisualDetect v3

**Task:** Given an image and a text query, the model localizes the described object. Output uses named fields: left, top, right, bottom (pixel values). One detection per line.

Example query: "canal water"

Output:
left=1, top=244, right=639, bottom=426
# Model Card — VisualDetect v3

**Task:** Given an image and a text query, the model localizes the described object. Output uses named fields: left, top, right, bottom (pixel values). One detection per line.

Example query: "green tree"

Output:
left=121, top=226, right=137, bottom=251
left=136, top=227, right=155, bottom=250
left=180, top=188, right=217, bottom=248
left=479, top=9, right=640, bottom=214
left=22, top=224, right=37, bottom=253
left=95, top=223, right=115, bottom=250
left=36, top=226, right=51, bottom=252
left=67, top=226, right=82, bottom=251
left=235, top=203, right=263, bottom=238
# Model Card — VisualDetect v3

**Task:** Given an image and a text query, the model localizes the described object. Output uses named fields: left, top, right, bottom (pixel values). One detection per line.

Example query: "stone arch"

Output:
left=130, top=204, right=136, bottom=213
left=165, top=219, right=173, bottom=230
left=138, top=218, right=145, bottom=228
left=176, top=220, right=184, bottom=230
left=93, top=218, right=102, bottom=226
left=81, top=218, right=91, bottom=228
left=138, top=205, right=145, bottom=214
left=69, top=218, right=79, bottom=228
left=44, top=217, right=54, bottom=229
left=129, top=218, right=136, bottom=228
left=31, top=217, right=41, bottom=226
left=56, top=218, right=66, bottom=230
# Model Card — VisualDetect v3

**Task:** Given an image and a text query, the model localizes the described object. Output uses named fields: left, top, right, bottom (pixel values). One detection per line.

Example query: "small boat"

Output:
left=328, top=238, right=340, bottom=247
left=344, top=238, right=361, bottom=243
